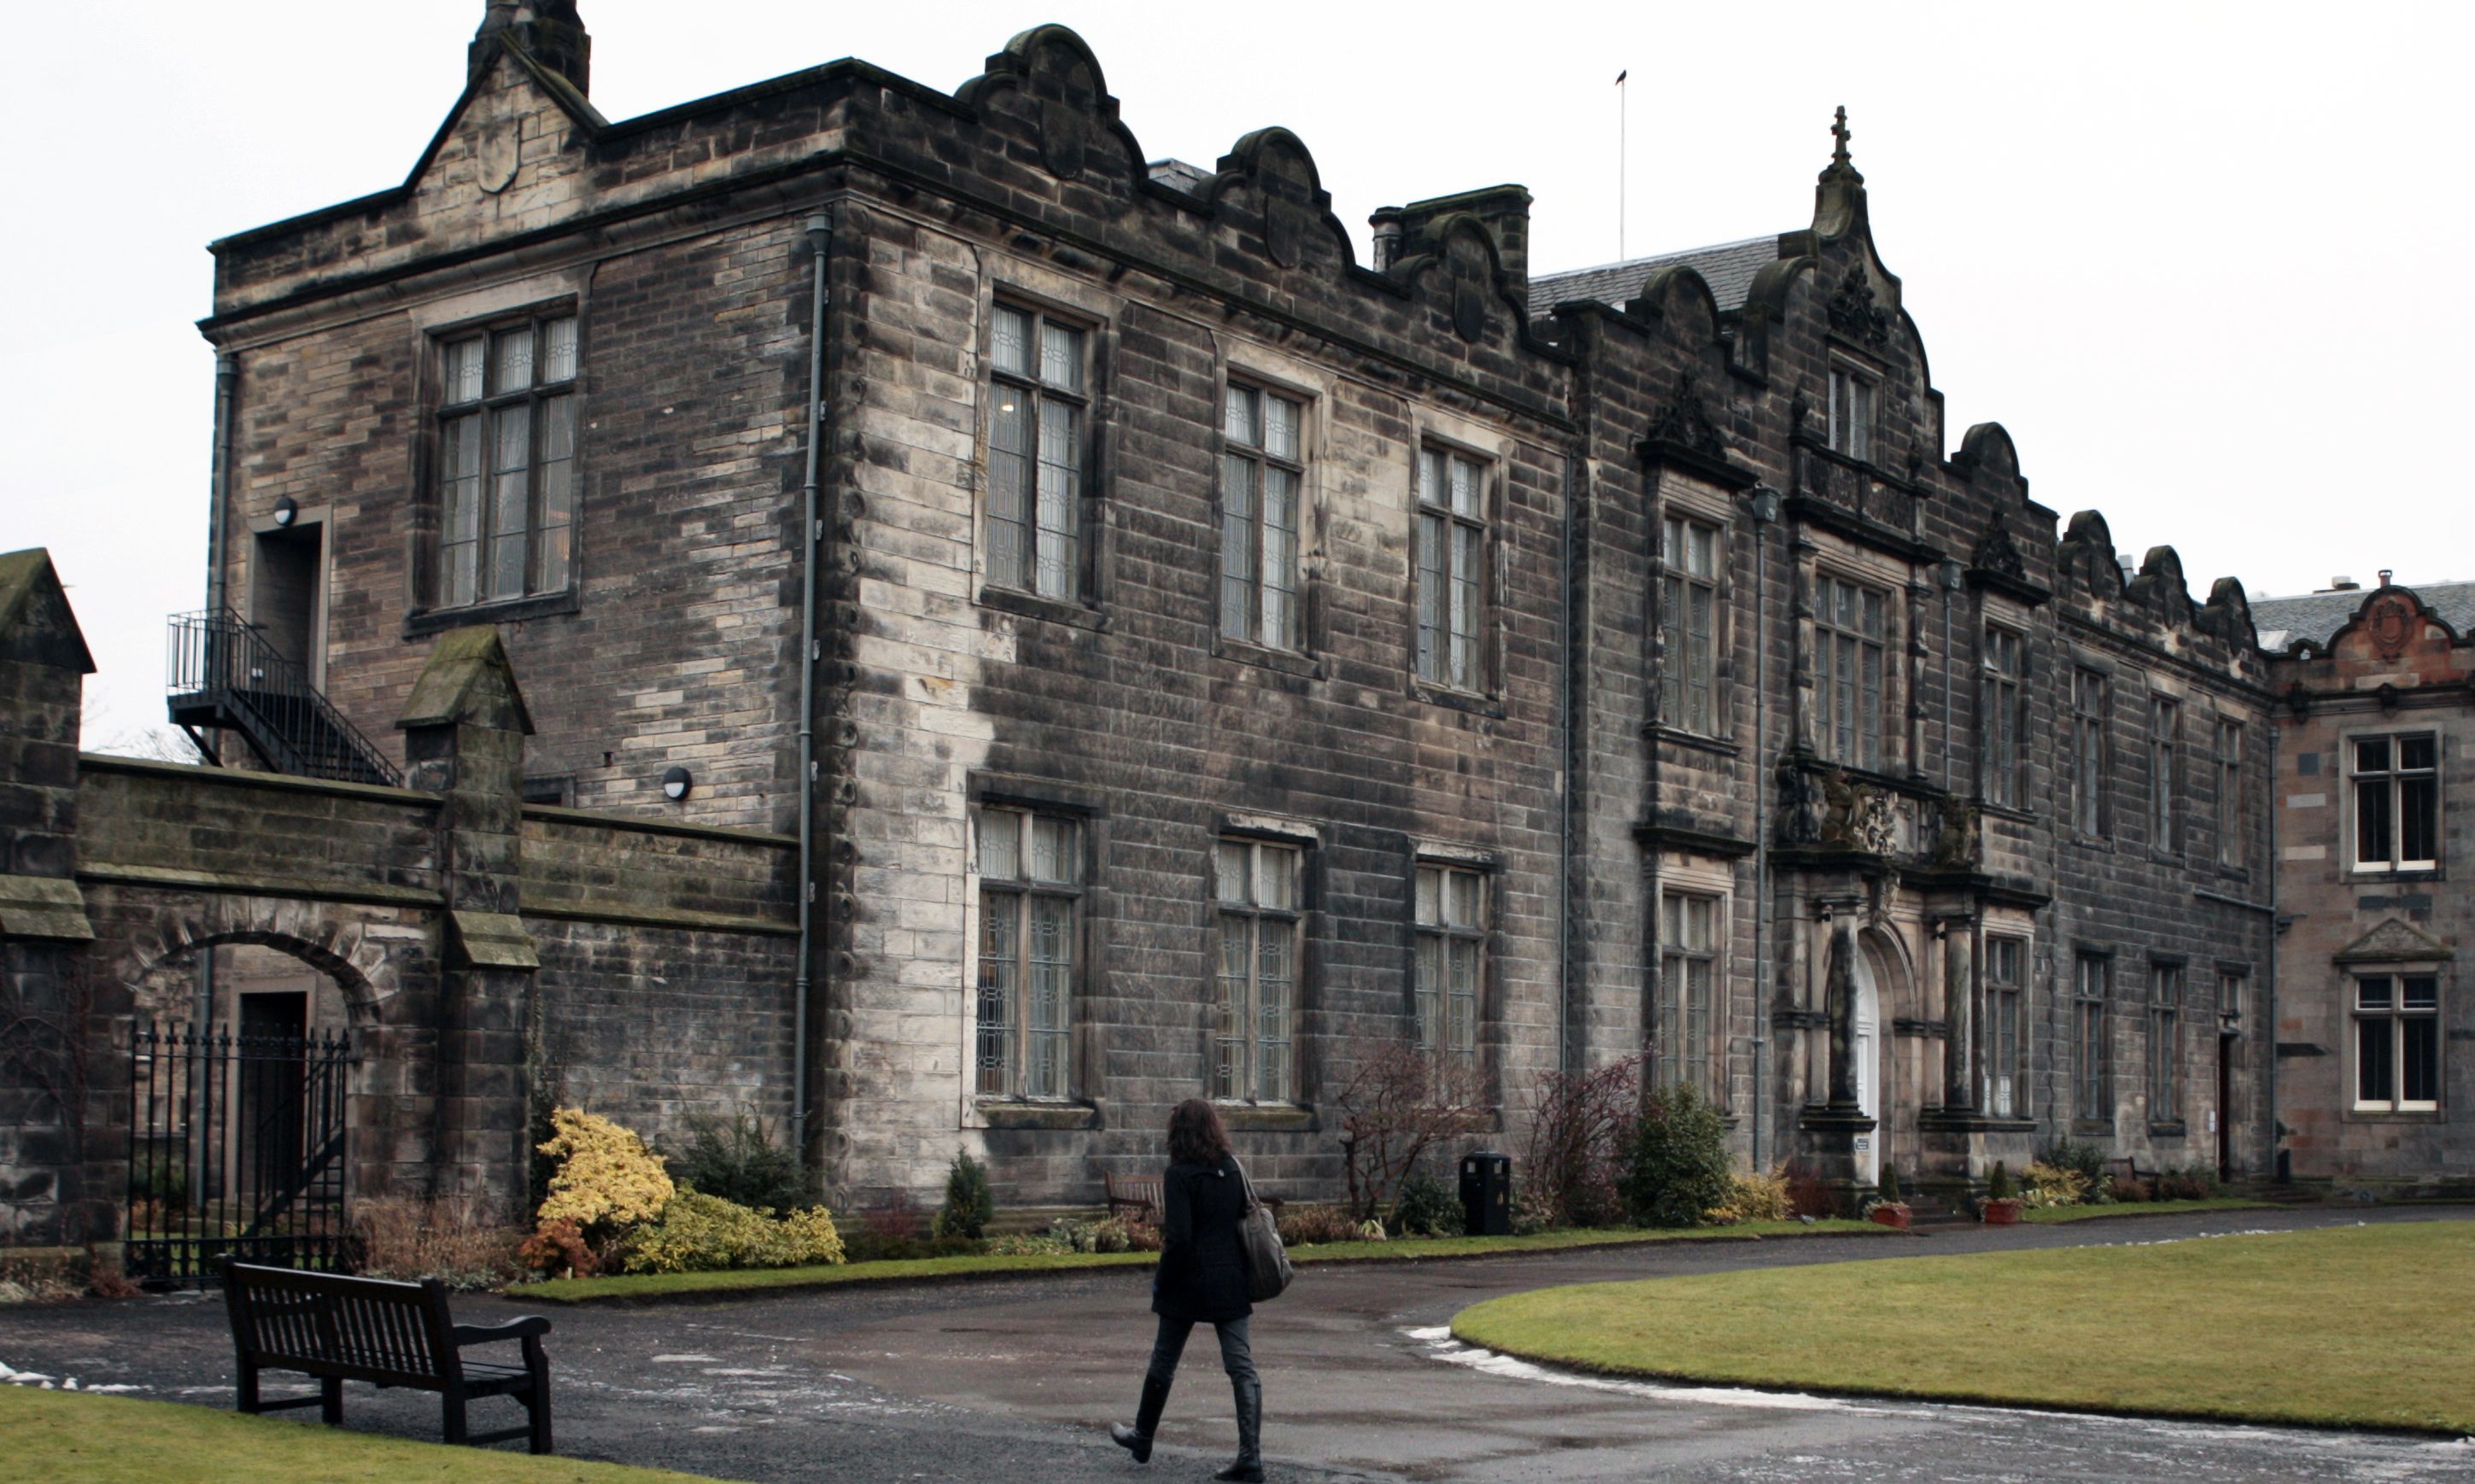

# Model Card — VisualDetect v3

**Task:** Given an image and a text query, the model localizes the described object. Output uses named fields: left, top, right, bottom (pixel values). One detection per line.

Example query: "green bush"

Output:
left=841, top=1229, right=983, bottom=1263
left=617, top=1189, right=845, bottom=1274
left=1616, top=1083, right=1732, bottom=1229
left=933, top=1150, right=994, bottom=1240
left=1987, top=1160, right=2016, bottom=1201
left=669, top=1112, right=810, bottom=1212
left=1878, top=1161, right=1905, bottom=1203
left=1391, top=1170, right=1460, bottom=1237
left=2156, top=1162, right=2220, bottom=1201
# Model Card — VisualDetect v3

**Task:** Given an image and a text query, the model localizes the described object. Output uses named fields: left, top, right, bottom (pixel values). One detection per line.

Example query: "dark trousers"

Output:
left=1145, top=1312, right=1256, bottom=1389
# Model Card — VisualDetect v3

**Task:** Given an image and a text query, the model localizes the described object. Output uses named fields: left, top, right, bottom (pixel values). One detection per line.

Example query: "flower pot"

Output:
left=1981, top=1198, right=2023, bottom=1226
left=1868, top=1203, right=1911, bottom=1230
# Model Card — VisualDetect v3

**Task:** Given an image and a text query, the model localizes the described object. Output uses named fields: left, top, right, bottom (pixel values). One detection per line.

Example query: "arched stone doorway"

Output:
left=118, top=920, right=386, bottom=1282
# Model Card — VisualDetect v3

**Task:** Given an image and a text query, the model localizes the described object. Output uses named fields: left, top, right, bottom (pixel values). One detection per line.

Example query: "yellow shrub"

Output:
left=535, top=1107, right=674, bottom=1229
left=2021, top=1161, right=2090, bottom=1209
left=1706, top=1164, right=1795, bottom=1225
left=618, top=1189, right=847, bottom=1273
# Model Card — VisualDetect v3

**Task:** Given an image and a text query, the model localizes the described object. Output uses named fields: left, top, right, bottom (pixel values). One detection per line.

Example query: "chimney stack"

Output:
left=472, top=1, right=591, bottom=96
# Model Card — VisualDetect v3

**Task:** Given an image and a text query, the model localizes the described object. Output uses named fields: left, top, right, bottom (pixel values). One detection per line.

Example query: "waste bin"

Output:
left=1459, top=1150, right=1512, bottom=1236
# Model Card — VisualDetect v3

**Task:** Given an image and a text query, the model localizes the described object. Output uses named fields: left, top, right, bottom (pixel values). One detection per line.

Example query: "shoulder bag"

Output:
left=1232, top=1160, right=1293, bottom=1302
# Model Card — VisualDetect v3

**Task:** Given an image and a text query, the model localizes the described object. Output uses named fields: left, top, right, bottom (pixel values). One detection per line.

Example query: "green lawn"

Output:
left=525, top=1218, right=1887, bottom=1303
left=2022, top=1196, right=2272, bottom=1224
left=0, top=1386, right=717, bottom=1484
left=1452, top=1219, right=2475, bottom=1434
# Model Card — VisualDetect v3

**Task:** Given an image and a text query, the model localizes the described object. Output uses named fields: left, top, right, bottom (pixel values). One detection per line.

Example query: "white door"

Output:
left=1853, top=953, right=1881, bottom=1185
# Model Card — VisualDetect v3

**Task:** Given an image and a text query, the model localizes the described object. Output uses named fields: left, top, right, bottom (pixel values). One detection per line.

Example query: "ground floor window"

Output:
left=976, top=808, right=1079, bottom=1099
left=1653, top=892, right=1719, bottom=1097
left=1413, top=862, right=1483, bottom=1074
left=1215, top=838, right=1299, bottom=1103
left=1986, top=937, right=2025, bottom=1117
left=2150, top=963, right=2183, bottom=1124
left=2355, top=975, right=2440, bottom=1113
left=2074, top=953, right=2109, bottom=1123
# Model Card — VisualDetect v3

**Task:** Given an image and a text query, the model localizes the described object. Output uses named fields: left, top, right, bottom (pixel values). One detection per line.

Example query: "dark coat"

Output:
left=1152, top=1154, right=1252, bottom=1323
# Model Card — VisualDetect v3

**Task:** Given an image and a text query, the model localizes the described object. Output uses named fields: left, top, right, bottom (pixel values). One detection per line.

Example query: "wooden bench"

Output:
left=1103, top=1171, right=1282, bottom=1226
left=1104, top=1171, right=1164, bottom=1226
left=220, top=1259, right=553, bottom=1453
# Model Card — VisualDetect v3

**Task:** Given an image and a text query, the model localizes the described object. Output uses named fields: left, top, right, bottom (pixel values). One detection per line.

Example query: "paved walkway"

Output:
left=6, top=1206, right=2472, bottom=1482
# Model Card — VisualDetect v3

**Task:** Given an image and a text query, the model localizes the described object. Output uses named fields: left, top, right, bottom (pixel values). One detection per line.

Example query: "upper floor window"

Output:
left=2351, top=733, right=2438, bottom=872
left=1815, top=572, right=1887, bottom=770
left=1659, top=515, right=1721, bottom=735
left=1827, top=365, right=1875, bottom=463
left=986, top=303, right=1088, bottom=600
left=1214, top=838, right=1300, bottom=1104
left=2215, top=718, right=2245, bottom=868
left=1220, top=384, right=1305, bottom=650
left=1653, top=892, right=1719, bottom=1096
left=2074, top=952, right=2109, bottom=1124
left=436, top=313, right=578, bottom=609
left=975, top=807, right=1080, bottom=1100
left=1981, top=626, right=2025, bottom=809
left=1413, top=862, right=1483, bottom=1074
left=1413, top=447, right=1488, bottom=692
left=2072, top=669, right=2110, bottom=838
left=2150, top=697, right=2181, bottom=855
left=1986, top=937, right=2025, bottom=1118
left=2354, top=974, right=2439, bottom=1113
left=2150, top=963, right=2183, bottom=1125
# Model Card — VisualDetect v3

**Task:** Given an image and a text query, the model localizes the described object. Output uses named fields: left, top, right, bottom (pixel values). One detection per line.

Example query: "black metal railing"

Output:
left=126, top=1021, right=357, bottom=1286
left=166, top=609, right=401, bottom=786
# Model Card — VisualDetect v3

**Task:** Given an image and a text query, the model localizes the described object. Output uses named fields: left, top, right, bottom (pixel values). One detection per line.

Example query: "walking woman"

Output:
left=1112, top=1097, right=1263, bottom=1481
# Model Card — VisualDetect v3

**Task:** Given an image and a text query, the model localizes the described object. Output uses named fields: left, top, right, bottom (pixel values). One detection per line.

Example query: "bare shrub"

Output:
left=355, top=1195, right=525, bottom=1289
left=1782, top=1160, right=1837, bottom=1218
left=1331, top=1040, right=1488, bottom=1223
left=1518, top=1053, right=1642, bottom=1229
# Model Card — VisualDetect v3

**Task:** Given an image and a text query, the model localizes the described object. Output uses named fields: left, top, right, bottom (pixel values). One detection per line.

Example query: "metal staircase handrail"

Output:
left=167, top=609, right=402, bottom=786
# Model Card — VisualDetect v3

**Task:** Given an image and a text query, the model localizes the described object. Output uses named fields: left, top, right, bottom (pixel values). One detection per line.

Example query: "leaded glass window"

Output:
left=1413, top=863, right=1483, bottom=1072
left=986, top=303, right=1088, bottom=600
left=1414, top=447, right=1487, bottom=691
left=1221, top=385, right=1305, bottom=649
left=1214, top=838, right=1300, bottom=1103
left=976, top=808, right=1079, bottom=1099
left=436, top=313, right=578, bottom=608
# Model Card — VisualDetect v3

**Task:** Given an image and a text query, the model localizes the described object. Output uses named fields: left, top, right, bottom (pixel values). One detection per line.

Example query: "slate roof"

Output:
left=2251, top=580, right=2475, bottom=651
left=1525, top=235, right=1784, bottom=318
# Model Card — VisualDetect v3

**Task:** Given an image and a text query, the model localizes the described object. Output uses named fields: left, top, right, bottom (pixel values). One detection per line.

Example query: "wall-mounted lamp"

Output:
left=661, top=766, right=693, bottom=802
left=1940, top=557, right=1966, bottom=591
left=272, top=496, right=300, bottom=529
left=1746, top=484, right=1782, bottom=524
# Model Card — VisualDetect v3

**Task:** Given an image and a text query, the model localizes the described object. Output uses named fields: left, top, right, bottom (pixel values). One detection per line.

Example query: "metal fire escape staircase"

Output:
left=165, top=610, right=401, bottom=786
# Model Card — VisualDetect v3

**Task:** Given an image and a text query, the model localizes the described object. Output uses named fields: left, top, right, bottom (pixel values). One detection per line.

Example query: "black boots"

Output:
left=1111, top=1375, right=1172, bottom=1464
left=1213, top=1376, right=1263, bottom=1482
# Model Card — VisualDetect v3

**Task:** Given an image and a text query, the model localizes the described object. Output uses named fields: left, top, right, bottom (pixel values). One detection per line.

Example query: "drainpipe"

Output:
left=1746, top=485, right=1782, bottom=1170
left=206, top=353, right=236, bottom=619
left=794, top=212, right=832, bottom=1160
left=2264, top=710, right=2280, bottom=1182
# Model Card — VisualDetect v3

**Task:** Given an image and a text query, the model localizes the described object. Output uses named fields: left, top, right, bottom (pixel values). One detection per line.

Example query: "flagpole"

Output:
left=1617, top=69, right=1628, bottom=260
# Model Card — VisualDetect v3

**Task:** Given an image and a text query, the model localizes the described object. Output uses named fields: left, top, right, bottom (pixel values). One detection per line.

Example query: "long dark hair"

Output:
left=1166, top=1097, right=1232, bottom=1167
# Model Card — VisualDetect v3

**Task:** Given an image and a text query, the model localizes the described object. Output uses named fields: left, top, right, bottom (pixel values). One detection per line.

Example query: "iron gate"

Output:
left=126, top=1021, right=355, bottom=1284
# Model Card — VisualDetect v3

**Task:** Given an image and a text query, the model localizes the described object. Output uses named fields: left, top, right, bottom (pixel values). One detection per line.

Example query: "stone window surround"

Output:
left=982, top=296, right=1096, bottom=604
left=2070, top=944, right=2113, bottom=1132
left=1212, top=834, right=1305, bottom=1107
left=1826, top=358, right=1878, bottom=465
left=1653, top=887, right=1726, bottom=1103
left=2346, top=965, right=2446, bottom=1119
left=1410, top=432, right=1498, bottom=701
left=970, top=265, right=1115, bottom=626
left=1647, top=472, right=1741, bottom=748
left=1409, top=840, right=1495, bottom=1084
left=961, top=775, right=1105, bottom=1128
left=1811, top=562, right=1893, bottom=773
left=2338, top=725, right=2442, bottom=878
left=405, top=269, right=592, bottom=629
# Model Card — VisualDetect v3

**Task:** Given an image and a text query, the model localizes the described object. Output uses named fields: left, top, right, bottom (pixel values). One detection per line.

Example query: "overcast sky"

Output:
left=5, top=2, right=2468, bottom=752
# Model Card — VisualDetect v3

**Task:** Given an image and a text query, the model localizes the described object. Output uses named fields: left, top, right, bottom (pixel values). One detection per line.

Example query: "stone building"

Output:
left=2256, top=576, right=2474, bottom=1191
left=125, top=3, right=2284, bottom=1212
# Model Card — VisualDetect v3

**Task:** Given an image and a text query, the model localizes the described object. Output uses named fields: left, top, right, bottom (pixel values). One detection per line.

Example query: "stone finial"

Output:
left=471, top=0, right=591, bottom=96
left=1832, top=106, right=1852, bottom=166
left=396, top=625, right=535, bottom=737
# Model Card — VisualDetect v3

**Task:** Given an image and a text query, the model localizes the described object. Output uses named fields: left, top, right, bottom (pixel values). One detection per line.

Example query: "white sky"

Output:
left=4, top=2, right=2469, bottom=752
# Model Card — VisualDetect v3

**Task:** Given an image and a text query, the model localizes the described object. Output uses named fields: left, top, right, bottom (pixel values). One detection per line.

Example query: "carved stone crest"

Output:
left=475, top=116, right=521, bottom=196
left=1971, top=513, right=2027, bottom=581
left=1646, top=372, right=1727, bottom=458
left=1827, top=269, right=1891, bottom=348
left=2366, top=592, right=2417, bottom=660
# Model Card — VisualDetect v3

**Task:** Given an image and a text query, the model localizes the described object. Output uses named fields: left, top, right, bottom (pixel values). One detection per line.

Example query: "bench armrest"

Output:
left=452, top=1315, right=553, bottom=1347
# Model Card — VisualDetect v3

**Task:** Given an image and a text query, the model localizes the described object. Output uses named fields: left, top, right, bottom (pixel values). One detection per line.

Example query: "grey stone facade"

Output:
left=162, top=7, right=2284, bottom=1210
